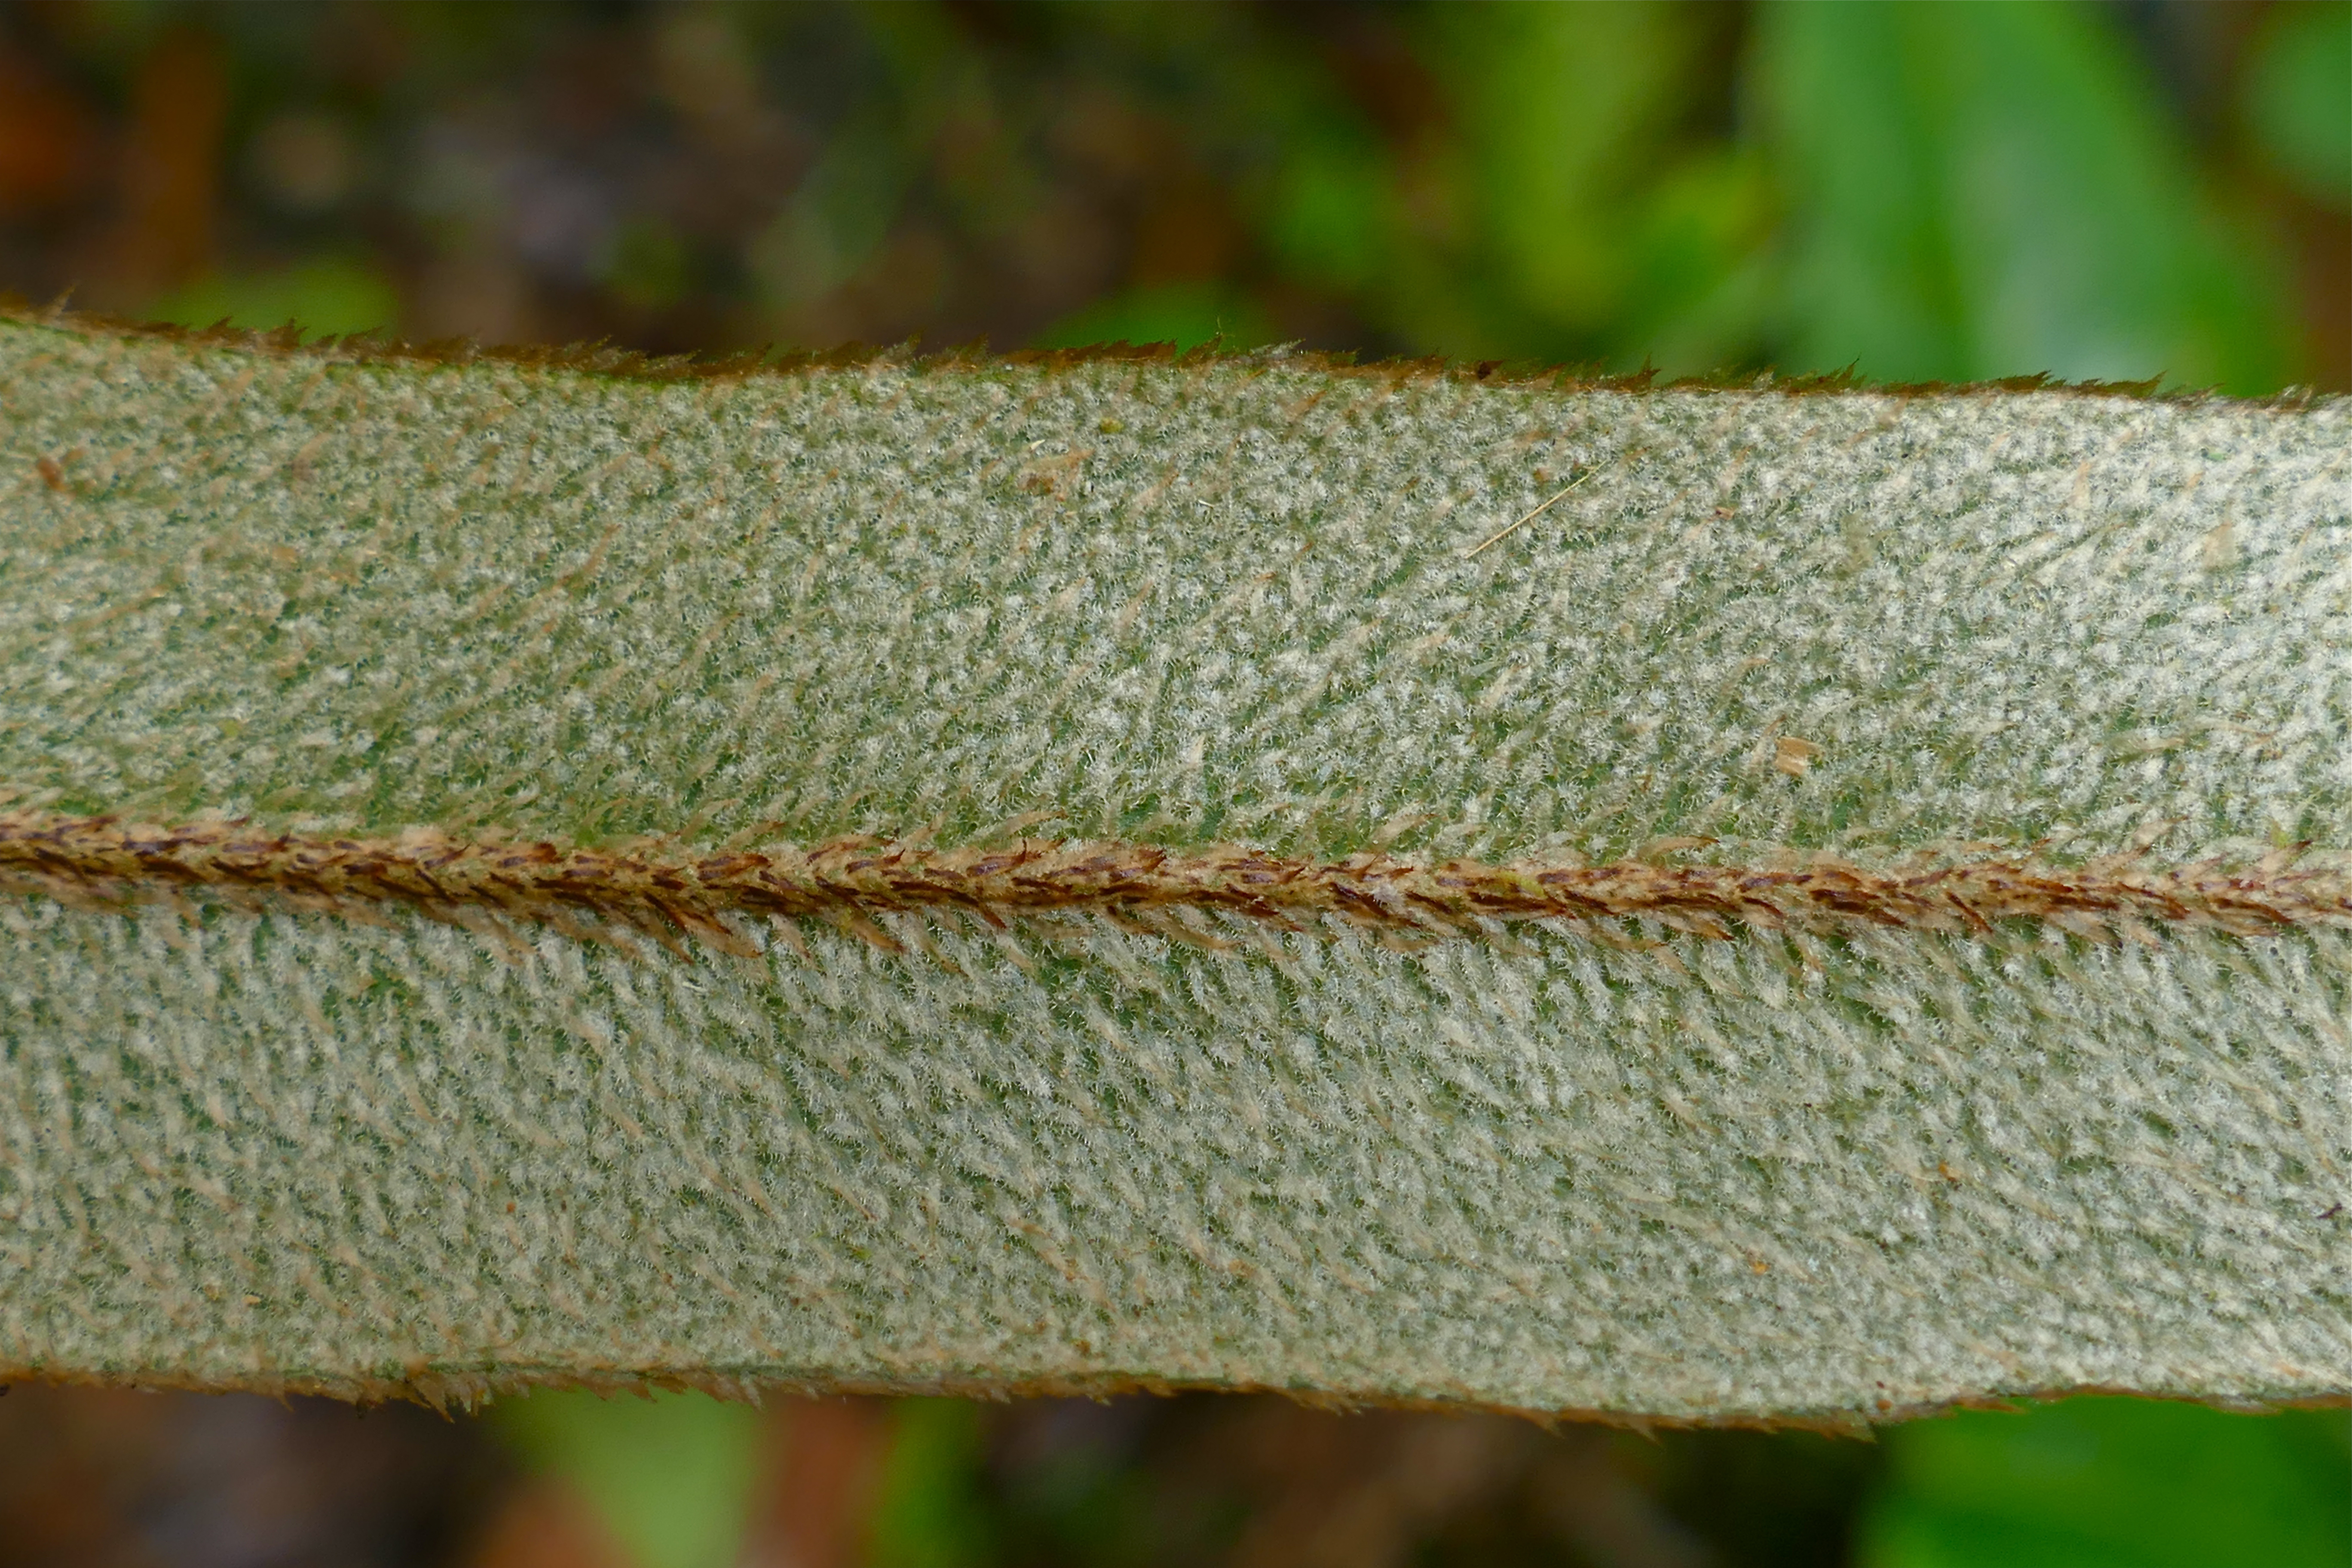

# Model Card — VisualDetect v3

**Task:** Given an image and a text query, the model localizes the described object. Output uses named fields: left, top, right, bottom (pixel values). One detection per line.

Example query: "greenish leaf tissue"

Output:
left=1, top=311, right=2347, bottom=1426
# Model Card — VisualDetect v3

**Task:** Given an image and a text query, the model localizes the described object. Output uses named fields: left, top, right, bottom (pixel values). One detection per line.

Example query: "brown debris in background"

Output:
left=0, top=46, right=98, bottom=216
left=0, top=1381, right=1877, bottom=1568
left=979, top=1394, right=1876, bottom=1568
left=741, top=1398, right=893, bottom=1568
left=463, top=1480, right=638, bottom=1568
left=0, top=1382, right=507, bottom=1568
left=103, top=28, right=227, bottom=308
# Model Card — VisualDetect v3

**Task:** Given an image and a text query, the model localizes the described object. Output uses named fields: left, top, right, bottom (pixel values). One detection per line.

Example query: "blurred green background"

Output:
left=0, top=2, right=2345, bottom=1565
left=1, top=0, right=2343, bottom=389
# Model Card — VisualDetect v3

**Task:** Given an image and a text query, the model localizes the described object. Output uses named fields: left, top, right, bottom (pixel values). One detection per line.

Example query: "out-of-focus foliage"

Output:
left=1756, top=3, right=2289, bottom=388
left=0, top=1381, right=508, bottom=1568
left=868, top=1401, right=996, bottom=1568
left=1235, top=1, right=1778, bottom=370
left=2244, top=1, right=2352, bottom=209
left=1857, top=1398, right=2352, bottom=1568
left=0, top=0, right=2337, bottom=388
left=147, top=253, right=399, bottom=339
left=493, top=1390, right=762, bottom=1568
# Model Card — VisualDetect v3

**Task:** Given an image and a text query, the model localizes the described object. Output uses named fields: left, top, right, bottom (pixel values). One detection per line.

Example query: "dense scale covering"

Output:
left=1, top=313, right=2348, bottom=1421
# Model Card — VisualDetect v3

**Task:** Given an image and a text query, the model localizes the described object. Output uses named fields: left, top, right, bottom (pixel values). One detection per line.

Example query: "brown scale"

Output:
left=2, top=808, right=2348, bottom=956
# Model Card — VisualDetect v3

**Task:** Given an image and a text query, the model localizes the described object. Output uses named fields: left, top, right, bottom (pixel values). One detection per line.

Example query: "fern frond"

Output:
left=2, top=309, right=2347, bottom=1424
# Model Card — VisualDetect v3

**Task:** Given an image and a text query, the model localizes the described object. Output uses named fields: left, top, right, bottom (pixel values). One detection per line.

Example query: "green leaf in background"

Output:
left=1612, top=141, right=1777, bottom=374
left=750, top=108, right=921, bottom=311
left=1429, top=0, right=1700, bottom=348
left=606, top=217, right=696, bottom=313
left=144, top=255, right=399, bottom=340
left=1255, top=115, right=1392, bottom=298
left=493, top=1390, right=763, bottom=1568
left=1858, top=1397, right=2352, bottom=1568
left=2243, top=0, right=2352, bottom=210
left=1327, top=0, right=1773, bottom=371
left=746, top=9, right=960, bottom=319
left=1033, top=279, right=1272, bottom=350
left=1754, top=0, right=2294, bottom=390
left=870, top=1400, right=997, bottom=1568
